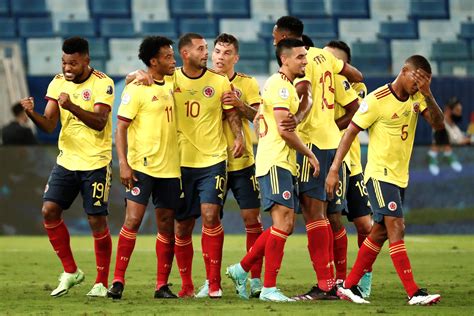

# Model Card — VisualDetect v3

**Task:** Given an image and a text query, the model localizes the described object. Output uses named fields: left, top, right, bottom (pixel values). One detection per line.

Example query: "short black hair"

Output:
left=276, top=38, right=305, bottom=67
left=178, top=33, right=204, bottom=52
left=11, top=102, right=24, bottom=117
left=326, top=40, right=351, bottom=64
left=275, top=16, right=304, bottom=38
left=138, top=36, right=174, bottom=67
left=405, top=55, right=432, bottom=74
left=301, top=34, right=314, bottom=48
left=214, top=33, right=239, bottom=53
left=62, top=37, right=89, bottom=55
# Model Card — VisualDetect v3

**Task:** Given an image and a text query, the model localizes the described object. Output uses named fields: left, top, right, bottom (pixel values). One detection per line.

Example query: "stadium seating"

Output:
left=87, top=37, right=109, bottom=60
left=339, top=19, right=379, bottom=43
left=141, top=21, right=178, bottom=38
left=258, top=21, right=275, bottom=40
left=331, top=0, right=370, bottom=19
left=89, top=0, right=131, bottom=18
left=220, top=19, right=260, bottom=41
left=370, top=0, right=410, bottom=21
left=303, top=18, right=338, bottom=39
left=409, top=0, right=450, bottom=20
left=26, top=38, right=62, bottom=75
left=211, top=0, right=250, bottom=18
left=431, top=40, right=470, bottom=60
left=131, top=0, right=169, bottom=30
left=450, top=0, right=474, bottom=21
left=351, top=40, right=391, bottom=75
left=179, top=19, right=218, bottom=38
left=0, top=0, right=9, bottom=17
left=378, top=21, right=418, bottom=40
left=100, top=19, right=135, bottom=38
left=459, top=21, right=474, bottom=40
left=439, top=60, right=474, bottom=75
left=11, top=0, right=50, bottom=17
left=169, top=0, right=208, bottom=18
left=234, top=59, right=268, bottom=74
left=59, top=20, right=96, bottom=38
left=238, top=41, right=269, bottom=60
left=419, top=20, right=459, bottom=41
left=251, top=0, right=287, bottom=21
left=0, top=18, right=15, bottom=38
left=18, top=18, right=54, bottom=38
left=287, top=0, right=328, bottom=18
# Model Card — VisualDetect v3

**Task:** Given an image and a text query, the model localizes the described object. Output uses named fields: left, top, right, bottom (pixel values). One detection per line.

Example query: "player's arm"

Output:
left=414, top=69, right=444, bottom=130
left=326, top=123, right=360, bottom=199
left=221, top=84, right=258, bottom=121
left=340, top=63, right=364, bottom=83
left=279, top=81, right=313, bottom=131
left=225, top=108, right=245, bottom=158
left=275, top=109, right=319, bottom=177
left=57, top=92, right=110, bottom=131
left=115, top=119, right=137, bottom=189
left=335, top=99, right=359, bottom=130
left=20, top=97, right=59, bottom=134
left=125, top=69, right=153, bottom=85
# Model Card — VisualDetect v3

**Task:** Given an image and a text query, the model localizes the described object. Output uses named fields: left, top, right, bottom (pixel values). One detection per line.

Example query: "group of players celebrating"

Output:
left=21, top=15, right=443, bottom=306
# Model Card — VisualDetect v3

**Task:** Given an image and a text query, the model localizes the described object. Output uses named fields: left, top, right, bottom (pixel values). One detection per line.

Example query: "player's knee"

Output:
left=175, top=222, right=193, bottom=238
left=328, top=214, right=342, bottom=231
left=354, top=217, right=372, bottom=236
left=241, top=210, right=260, bottom=226
left=41, top=203, right=61, bottom=221
left=124, top=214, right=143, bottom=231
left=201, top=210, right=220, bottom=227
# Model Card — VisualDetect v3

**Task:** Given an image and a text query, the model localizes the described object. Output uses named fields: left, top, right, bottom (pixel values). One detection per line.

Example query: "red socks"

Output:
left=44, top=219, right=77, bottom=273
left=93, top=227, right=112, bottom=287
left=358, top=233, right=368, bottom=248
left=389, top=240, right=419, bottom=297
left=333, top=227, right=348, bottom=281
left=202, top=224, right=224, bottom=292
left=156, top=233, right=174, bottom=290
left=326, top=219, right=335, bottom=278
left=240, top=228, right=270, bottom=272
left=345, top=237, right=381, bottom=288
left=174, top=235, right=194, bottom=290
left=306, top=219, right=334, bottom=291
left=112, top=226, right=137, bottom=284
left=263, top=227, right=288, bottom=288
left=245, top=223, right=264, bottom=279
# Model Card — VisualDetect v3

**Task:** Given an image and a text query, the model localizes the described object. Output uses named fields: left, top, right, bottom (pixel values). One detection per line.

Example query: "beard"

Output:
left=295, top=71, right=306, bottom=78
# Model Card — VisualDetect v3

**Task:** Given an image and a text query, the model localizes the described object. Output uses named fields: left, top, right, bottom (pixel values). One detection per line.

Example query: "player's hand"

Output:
left=325, top=167, right=340, bottom=200
left=136, top=69, right=153, bottom=86
left=58, top=93, right=73, bottom=110
left=120, top=163, right=138, bottom=190
left=308, top=153, right=320, bottom=178
left=20, top=97, right=35, bottom=114
left=232, top=135, right=245, bottom=158
left=279, top=112, right=298, bottom=132
left=221, top=84, right=243, bottom=108
left=413, top=68, right=432, bottom=97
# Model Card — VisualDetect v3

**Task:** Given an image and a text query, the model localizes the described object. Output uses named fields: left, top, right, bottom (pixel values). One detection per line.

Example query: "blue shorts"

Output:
left=43, top=163, right=112, bottom=216
left=124, top=170, right=181, bottom=210
left=327, top=162, right=349, bottom=214
left=366, top=178, right=405, bottom=224
left=297, top=144, right=335, bottom=201
left=343, top=172, right=372, bottom=221
left=176, top=161, right=227, bottom=221
left=226, top=164, right=260, bottom=209
left=258, top=166, right=299, bottom=212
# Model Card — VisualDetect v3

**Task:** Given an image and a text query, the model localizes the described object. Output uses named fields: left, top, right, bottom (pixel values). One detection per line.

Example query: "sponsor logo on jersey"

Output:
left=152, top=95, right=158, bottom=102
left=279, top=87, right=289, bottom=100
left=391, top=113, right=399, bottom=119
left=82, top=89, right=92, bottom=101
left=131, top=187, right=140, bottom=196
left=203, top=86, right=215, bottom=98
left=174, top=87, right=181, bottom=93
left=388, top=201, right=397, bottom=211
left=282, top=190, right=291, bottom=200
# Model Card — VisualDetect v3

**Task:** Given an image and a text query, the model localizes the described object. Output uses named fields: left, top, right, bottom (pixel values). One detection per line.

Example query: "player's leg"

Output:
left=42, top=164, right=83, bottom=297
left=198, top=161, right=227, bottom=298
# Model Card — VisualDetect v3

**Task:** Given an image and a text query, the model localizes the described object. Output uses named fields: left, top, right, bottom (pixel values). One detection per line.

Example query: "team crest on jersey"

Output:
left=282, top=190, right=291, bottom=200
left=358, top=90, right=366, bottom=99
left=131, top=187, right=140, bottom=196
left=82, top=89, right=92, bottom=101
left=388, top=201, right=397, bottom=211
left=121, top=93, right=131, bottom=105
left=413, top=102, right=420, bottom=113
left=235, top=89, right=242, bottom=99
left=203, top=86, right=215, bottom=98
left=279, top=87, right=289, bottom=100
left=343, top=80, right=350, bottom=91
left=359, top=100, right=368, bottom=113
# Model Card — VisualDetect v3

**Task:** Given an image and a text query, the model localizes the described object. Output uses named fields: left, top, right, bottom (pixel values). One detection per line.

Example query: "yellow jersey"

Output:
left=117, top=79, right=180, bottom=178
left=295, top=47, right=345, bottom=149
left=348, top=82, right=367, bottom=176
left=45, top=70, right=114, bottom=171
left=256, top=73, right=300, bottom=177
left=224, top=72, right=261, bottom=172
left=333, top=74, right=359, bottom=172
left=173, top=67, right=233, bottom=168
left=351, top=84, right=427, bottom=188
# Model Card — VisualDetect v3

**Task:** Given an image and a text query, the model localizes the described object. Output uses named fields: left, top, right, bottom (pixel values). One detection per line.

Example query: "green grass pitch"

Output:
left=0, top=235, right=473, bottom=315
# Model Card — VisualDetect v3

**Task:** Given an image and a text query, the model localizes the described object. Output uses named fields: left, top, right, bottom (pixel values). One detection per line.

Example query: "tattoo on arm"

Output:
left=424, top=94, right=444, bottom=130
left=226, top=110, right=243, bottom=138
left=238, top=103, right=258, bottom=122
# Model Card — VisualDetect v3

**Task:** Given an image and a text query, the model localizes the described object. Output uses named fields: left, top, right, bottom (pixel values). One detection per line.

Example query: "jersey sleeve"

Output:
left=267, top=81, right=292, bottom=111
left=328, top=52, right=345, bottom=74
left=334, top=74, right=358, bottom=107
left=93, top=77, right=115, bottom=109
left=418, top=94, right=428, bottom=114
left=351, top=94, right=379, bottom=130
left=222, top=76, right=234, bottom=111
left=117, top=83, right=140, bottom=121
left=245, top=77, right=261, bottom=106
left=45, top=76, right=61, bottom=103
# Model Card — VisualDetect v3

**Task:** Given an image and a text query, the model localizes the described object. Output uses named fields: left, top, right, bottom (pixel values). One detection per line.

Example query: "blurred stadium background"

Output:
left=0, top=0, right=473, bottom=235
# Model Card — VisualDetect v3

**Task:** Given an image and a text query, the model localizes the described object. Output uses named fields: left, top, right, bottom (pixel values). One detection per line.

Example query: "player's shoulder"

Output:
left=50, top=73, right=65, bottom=84
left=370, top=84, right=391, bottom=101
left=207, top=68, right=227, bottom=78
left=92, top=69, right=110, bottom=80
left=335, top=74, right=351, bottom=90
left=235, top=72, right=253, bottom=80
left=352, top=82, right=367, bottom=99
